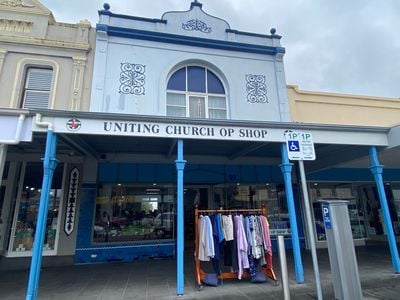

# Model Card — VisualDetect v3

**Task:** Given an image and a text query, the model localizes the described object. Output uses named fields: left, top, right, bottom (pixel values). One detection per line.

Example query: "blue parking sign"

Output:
left=288, top=140, right=300, bottom=152
left=322, top=204, right=331, bottom=229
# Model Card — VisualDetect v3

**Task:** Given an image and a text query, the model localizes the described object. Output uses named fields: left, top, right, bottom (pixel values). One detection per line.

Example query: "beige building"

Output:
left=288, top=85, right=400, bottom=127
left=0, top=0, right=95, bottom=270
left=0, top=0, right=94, bottom=111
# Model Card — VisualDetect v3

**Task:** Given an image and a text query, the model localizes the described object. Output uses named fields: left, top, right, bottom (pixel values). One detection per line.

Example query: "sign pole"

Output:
left=284, top=130, right=322, bottom=299
left=299, top=160, right=323, bottom=300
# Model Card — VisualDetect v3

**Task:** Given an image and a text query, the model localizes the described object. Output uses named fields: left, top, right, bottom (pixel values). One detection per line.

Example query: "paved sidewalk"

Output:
left=0, top=245, right=399, bottom=299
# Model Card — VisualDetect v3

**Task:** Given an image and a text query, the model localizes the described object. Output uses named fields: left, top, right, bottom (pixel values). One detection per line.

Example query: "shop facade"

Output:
left=0, top=0, right=94, bottom=271
left=288, top=86, right=400, bottom=248
left=0, top=1, right=400, bottom=290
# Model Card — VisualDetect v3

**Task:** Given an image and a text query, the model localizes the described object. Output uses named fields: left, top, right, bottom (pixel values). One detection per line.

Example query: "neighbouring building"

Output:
left=0, top=0, right=94, bottom=270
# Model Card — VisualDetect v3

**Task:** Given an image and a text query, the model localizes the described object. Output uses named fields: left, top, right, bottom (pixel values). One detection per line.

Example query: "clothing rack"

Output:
left=194, top=206, right=278, bottom=288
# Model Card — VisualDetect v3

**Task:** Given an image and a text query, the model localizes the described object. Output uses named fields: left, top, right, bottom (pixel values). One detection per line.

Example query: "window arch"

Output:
left=10, top=58, right=58, bottom=109
left=166, top=66, right=227, bottom=119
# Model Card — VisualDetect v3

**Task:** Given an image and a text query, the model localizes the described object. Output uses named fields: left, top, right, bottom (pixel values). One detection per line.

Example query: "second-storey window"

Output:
left=21, top=68, right=53, bottom=109
left=166, top=66, right=227, bottom=119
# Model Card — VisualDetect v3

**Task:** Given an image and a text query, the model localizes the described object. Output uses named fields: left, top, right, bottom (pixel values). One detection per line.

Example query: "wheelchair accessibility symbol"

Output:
left=288, top=140, right=300, bottom=152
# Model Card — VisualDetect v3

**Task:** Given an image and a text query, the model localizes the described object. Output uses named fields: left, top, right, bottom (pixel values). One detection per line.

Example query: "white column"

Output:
left=0, top=49, right=8, bottom=76
left=90, top=31, right=109, bottom=112
left=274, top=53, right=291, bottom=122
left=70, top=56, right=87, bottom=111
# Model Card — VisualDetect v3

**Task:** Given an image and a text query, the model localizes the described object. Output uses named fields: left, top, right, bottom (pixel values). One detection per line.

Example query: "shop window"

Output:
left=166, top=66, right=227, bottom=119
left=21, top=68, right=53, bottom=109
left=93, top=184, right=175, bottom=244
left=391, top=185, right=400, bottom=235
left=10, top=162, right=63, bottom=253
left=213, top=184, right=291, bottom=237
left=310, top=183, right=366, bottom=241
left=362, top=184, right=400, bottom=236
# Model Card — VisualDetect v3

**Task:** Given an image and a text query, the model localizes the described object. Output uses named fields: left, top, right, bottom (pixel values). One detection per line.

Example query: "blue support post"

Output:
left=26, top=130, right=58, bottom=300
left=369, top=146, right=400, bottom=273
left=279, top=144, right=305, bottom=283
left=175, top=139, right=186, bottom=295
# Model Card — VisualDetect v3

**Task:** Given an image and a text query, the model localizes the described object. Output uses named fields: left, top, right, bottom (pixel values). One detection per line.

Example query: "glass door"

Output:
left=184, top=186, right=210, bottom=242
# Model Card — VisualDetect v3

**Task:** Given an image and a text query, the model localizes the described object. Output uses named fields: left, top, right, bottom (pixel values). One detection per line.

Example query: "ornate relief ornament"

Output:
left=246, top=74, right=268, bottom=103
left=182, top=19, right=212, bottom=33
left=0, top=0, right=34, bottom=7
left=119, top=63, right=146, bottom=95
left=64, top=168, right=79, bottom=236
left=0, top=19, right=33, bottom=32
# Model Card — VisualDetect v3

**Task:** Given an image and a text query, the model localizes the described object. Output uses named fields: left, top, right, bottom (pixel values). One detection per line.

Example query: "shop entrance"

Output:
left=361, top=185, right=400, bottom=240
left=184, top=186, right=211, bottom=243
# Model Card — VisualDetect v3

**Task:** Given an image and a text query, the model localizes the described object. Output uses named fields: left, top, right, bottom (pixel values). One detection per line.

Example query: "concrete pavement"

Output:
left=0, top=244, right=399, bottom=299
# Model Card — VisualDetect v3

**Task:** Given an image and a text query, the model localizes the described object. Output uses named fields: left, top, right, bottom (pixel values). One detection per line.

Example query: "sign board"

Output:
left=284, top=130, right=316, bottom=160
left=33, top=117, right=292, bottom=143
left=322, top=204, right=332, bottom=229
left=0, top=116, right=32, bottom=142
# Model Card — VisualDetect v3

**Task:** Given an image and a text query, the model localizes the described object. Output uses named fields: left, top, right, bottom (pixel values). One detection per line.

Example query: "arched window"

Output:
left=166, top=66, right=227, bottom=119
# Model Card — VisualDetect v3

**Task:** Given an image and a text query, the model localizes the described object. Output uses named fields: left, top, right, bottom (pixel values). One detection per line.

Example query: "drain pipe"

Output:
left=34, top=113, right=53, bottom=131
left=0, top=113, right=26, bottom=144
left=26, top=113, right=58, bottom=300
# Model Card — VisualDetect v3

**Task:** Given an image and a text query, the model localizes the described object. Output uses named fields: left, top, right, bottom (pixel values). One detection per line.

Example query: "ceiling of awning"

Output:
left=8, top=131, right=400, bottom=174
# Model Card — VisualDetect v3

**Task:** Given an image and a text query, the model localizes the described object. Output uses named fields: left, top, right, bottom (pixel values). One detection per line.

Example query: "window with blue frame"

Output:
left=166, top=66, right=227, bottom=119
left=93, top=184, right=176, bottom=244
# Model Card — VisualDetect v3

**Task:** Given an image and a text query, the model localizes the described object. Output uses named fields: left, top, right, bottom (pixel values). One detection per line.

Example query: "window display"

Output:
left=93, top=184, right=175, bottom=243
left=10, top=162, right=63, bottom=253
left=361, top=185, right=400, bottom=236
left=390, top=185, right=400, bottom=235
left=310, top=183, right=366, bottom=241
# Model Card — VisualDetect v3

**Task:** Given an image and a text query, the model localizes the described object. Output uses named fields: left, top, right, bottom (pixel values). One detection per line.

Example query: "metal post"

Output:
left=279, top=144, right=304, bottom=283
left=298, top=160, right=323, bottom=300
left=175, top=139, right=186, bottom=296
left=26, top=131, right=58, bottom=300
left=322, top=201, right=363, bottom=300
left=278, top=235, right=291, bottom=300
left=369, top=147, right=400, bottom=273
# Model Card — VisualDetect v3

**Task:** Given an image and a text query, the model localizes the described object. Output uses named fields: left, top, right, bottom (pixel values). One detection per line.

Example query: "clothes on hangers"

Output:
left=249, top=215, right=263, bottom=259
left=211, top=214, right=223, bottom=275
left=234, top=215, right=249, bottom=279
left=221, top=214, right=234, bottom=241
left=198, top=215, right=214, bottom=261
left=197, top=211, right=274, bottom=278
left=231, top=215, right=239, bottom=272
left=260, top=215, right=273, bottom=269
left=244, top=216, right=256, bottom=277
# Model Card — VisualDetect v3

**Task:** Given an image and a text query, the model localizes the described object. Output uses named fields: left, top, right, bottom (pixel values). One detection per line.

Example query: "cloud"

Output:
left=40, top=0, right=400, bottom=98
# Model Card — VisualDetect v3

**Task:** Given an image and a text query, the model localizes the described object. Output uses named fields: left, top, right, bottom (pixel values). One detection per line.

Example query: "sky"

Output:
left=40, top=0, right=400, bottom=99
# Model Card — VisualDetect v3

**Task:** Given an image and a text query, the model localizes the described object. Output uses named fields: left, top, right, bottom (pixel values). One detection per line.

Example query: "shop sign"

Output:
left=50, top=117, right=288, bottom=142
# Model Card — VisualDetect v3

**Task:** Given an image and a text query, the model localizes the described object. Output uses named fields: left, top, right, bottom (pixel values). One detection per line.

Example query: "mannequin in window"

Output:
left=102, top=211, right=111, bottom=242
